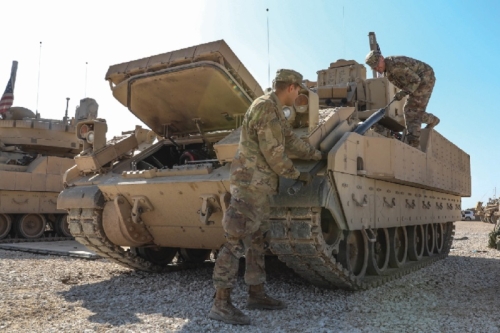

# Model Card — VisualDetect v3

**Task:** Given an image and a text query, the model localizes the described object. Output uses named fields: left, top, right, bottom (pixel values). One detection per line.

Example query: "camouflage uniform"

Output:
left=366, top=51, right=439, bottom=148
left=384, top=56, right=438, bottom=147
left=213, top=72, right=321, bottom=290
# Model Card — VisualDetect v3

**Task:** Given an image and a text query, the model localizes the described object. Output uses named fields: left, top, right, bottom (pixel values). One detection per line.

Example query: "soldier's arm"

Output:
left=255, top=104, right=301, bottom=180
left=392, top=67, right=422, bottom=94
left=283, top=121, right=321, bottom=160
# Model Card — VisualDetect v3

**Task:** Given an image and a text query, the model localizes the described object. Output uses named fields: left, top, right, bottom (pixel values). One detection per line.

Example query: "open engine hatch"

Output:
left=106, top=40, right=264, bottom=137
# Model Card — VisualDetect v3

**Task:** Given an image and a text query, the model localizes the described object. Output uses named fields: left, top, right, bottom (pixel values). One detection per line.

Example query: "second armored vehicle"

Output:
left=476, top=199, right=499, bottom=223
left=0, top=99, right=97, bottom=241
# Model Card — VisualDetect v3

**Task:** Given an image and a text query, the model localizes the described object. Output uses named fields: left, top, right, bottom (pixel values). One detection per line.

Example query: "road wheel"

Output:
left=16, top=214, right=46, bottom=239
left=407, top=225, right=424, bottom=261
left=434, top=223, right=445, bottom=254
left=54, top=215, right=72, bottom=237
left=424, top=223, right=435, bottom=256
left=338, top=230, right=368, bottom=278
left=367, top=228, right=390, bottom=275
left=0, top=214, right=12, bottom=239
left=388, top=226, right=407, bottom=268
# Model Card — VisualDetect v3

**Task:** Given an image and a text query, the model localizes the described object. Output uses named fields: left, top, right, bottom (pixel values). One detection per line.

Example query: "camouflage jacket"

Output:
left=230, top=92, right=319, bottom=194
left=384, top=56, right=434, bottom=94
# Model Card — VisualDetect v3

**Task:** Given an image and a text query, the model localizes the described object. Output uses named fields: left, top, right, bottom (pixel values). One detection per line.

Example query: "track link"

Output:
left=268, top=207, right=455, bottom=290
left=0, top=234, right=73, bottom=244
left=67, top=208, right=208, bottom=272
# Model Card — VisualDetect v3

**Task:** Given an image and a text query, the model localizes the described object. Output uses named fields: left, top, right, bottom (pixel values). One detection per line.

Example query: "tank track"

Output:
left=0, top=233, right=73, bottom=244
left=67, top=208, right=209, bottom=272
left=268, top=208, right=455, bottom=290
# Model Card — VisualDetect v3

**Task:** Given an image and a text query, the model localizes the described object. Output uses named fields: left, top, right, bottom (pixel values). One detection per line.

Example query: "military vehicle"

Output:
left=58, top=39, right=470, bottom=290
left=476, top=199, right=499, bottom=223
left=0, top=99, right=99, bottom=241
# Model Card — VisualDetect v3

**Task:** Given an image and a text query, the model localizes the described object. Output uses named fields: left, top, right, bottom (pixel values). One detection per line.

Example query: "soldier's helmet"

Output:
left=273, top=69, right=307, bottom=89
left=365, top=50, right=382, bottom=68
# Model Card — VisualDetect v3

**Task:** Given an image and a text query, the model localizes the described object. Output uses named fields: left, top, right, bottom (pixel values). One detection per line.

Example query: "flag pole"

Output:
left=36, top=41, right=42, bottom=117
left=10, top=61, right=18, bottom=90
left=0, top=61, right=18, bottom=117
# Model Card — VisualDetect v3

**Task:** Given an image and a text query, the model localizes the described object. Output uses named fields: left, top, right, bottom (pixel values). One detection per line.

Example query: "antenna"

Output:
left=368, top=32, right=379, bottom=79
left=343, top=6, right=345, bottom=58
left=64, top=97, right=70, bottom=122
left=36, top=41, right=42, bottom=117
left=266, top=8, right=270, bottom=89
left=84, top=62, right=88, bottom=98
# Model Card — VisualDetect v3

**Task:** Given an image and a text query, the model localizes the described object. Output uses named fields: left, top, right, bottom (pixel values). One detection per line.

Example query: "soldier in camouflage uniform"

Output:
left=209, top=69, right=323, bottom=325
left=365, top=50, right=440, bottom=148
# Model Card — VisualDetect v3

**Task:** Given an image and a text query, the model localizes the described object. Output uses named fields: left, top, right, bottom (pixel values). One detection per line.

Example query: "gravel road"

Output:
left=1, top=221, right=499, bottom=333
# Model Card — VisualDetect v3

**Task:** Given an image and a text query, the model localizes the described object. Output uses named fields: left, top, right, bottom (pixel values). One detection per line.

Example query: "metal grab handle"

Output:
left=406, top=199, right=416, bottom=209
left=12, top=198, right=28, bottom=205
left=352, top=194, right=368, bottom=207
left=383, top=197, right=396, bottom=208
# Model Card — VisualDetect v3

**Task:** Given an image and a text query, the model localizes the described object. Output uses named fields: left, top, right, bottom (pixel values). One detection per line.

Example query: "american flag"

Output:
left=0, top=61, right=17, bottom=115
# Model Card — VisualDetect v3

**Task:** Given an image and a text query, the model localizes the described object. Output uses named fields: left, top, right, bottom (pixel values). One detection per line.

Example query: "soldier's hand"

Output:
left=394, top=90, right=408, bottom=101
left=297, top=172, right=313, bottom=186
left=312, top=150, right=322, bottom=161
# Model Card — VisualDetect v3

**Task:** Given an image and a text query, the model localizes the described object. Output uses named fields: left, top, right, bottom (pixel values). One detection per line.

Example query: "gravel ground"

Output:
left=1, top=221, right=500, bottom=333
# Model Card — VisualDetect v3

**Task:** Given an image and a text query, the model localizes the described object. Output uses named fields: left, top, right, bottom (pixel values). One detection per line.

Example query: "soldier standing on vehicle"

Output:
left=365, top=50, right=440, bottom=148
left=209, top=69, right=323, bottom=325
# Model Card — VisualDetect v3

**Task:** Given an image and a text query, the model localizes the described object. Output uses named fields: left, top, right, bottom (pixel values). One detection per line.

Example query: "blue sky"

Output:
left=1, top=0, right=498, bottom=208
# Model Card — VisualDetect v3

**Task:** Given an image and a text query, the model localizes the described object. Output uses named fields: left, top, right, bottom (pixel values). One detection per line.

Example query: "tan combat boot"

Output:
left=425, top=114, right=440, bottom=129
left=247, top=284, right=286, bottom=310
left=208, top=288, right=251, bottom=325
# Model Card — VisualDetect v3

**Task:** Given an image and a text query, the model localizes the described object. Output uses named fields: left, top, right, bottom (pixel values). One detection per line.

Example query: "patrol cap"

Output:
left=365, top=50, right=381, bottom=68
left=273, top=69, right=307, bottom=89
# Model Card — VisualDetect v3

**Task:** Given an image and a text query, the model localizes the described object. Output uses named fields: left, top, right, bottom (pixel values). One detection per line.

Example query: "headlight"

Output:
left=283, top=107, right=292, bottom=119
left=79, top=124, right=90, bottom=138
left=87, top=131, right=95, bottom=144
left=294, top=94, right=309, bottom=113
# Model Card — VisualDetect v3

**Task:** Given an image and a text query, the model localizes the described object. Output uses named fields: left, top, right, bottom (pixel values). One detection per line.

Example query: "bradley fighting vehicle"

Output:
left=476, top=198, right=499, bottom=224
left=478, top=198, right=500, bottom=249
left=0, top=99, right=98, bottom=241
left=58, top=39, right=470, bottom=290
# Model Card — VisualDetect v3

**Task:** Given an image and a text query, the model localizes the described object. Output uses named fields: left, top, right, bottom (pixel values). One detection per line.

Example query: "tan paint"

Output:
left=59, top=39, right=471, bottom=255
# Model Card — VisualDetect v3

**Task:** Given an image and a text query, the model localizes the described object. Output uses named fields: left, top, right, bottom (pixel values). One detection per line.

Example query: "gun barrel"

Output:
left=353, top=108, right=387, bottom=135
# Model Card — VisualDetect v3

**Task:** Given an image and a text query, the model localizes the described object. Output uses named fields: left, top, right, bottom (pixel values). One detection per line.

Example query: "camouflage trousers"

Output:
left=404, top=70, right=438, bottom=148
left=212, top=185, right=271, bottom=289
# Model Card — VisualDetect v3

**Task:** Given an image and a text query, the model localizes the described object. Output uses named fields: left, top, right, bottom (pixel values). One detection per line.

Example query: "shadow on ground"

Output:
left=57, top=256, right=311, bottom=329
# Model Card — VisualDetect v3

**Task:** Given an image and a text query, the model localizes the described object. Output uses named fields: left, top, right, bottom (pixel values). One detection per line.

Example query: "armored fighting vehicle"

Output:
left=476, top=198, right=499, bottom=223
left=0, top=99, right=100, bottom=241
left=58, top=40, right=470, bottom=290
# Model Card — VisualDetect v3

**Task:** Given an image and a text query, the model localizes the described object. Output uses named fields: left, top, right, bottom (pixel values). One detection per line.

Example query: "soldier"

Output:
left=365, top=50, right=440, bottom=148
left=209, top=69, right=323, bottom=325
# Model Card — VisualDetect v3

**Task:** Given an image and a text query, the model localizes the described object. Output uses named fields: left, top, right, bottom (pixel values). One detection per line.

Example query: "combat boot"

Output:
left=208, top=288, right=251, bottom=325
left=425, top=114, right=440, bottom=129
left=247, top=284, right=286, bottom=310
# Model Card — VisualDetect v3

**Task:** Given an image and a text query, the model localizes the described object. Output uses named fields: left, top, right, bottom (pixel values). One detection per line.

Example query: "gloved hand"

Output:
left=312, top=150, right=329, bottom=160
left=297, top=171, right=313, bottom=186
left=394, top=90, right=408, bottom=101
left=312, top=150, right=322, bottom=160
